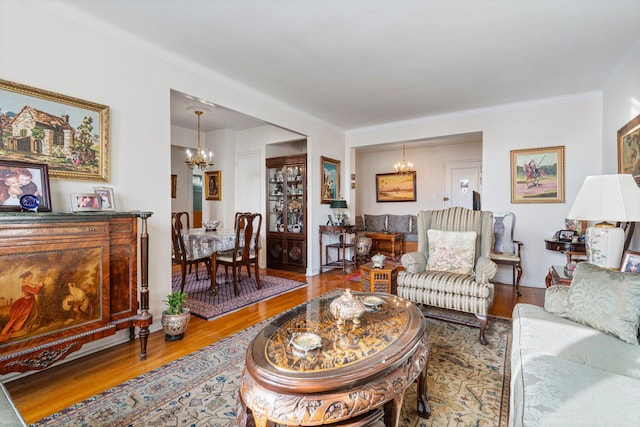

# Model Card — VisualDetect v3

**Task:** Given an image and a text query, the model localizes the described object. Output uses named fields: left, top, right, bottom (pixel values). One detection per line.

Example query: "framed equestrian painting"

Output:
left=510, top=146, right=565, bottom=204
left=617, top=113, right=640, bottom=186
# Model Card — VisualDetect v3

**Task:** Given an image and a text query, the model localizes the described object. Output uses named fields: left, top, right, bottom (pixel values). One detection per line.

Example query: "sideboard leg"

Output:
left=133, top=214, right=153, bottom=360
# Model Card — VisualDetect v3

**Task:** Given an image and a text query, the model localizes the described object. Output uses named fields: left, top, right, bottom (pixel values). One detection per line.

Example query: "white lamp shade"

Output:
left=567, top=174, right=640, bottom=222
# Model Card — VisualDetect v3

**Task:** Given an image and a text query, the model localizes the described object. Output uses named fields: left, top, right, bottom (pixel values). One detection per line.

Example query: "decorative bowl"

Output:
left=362, top=295, right=385, bottom=307
left=204, top=220, right=220, bottom=231
left=290, top=332, right=322, bottom=352
left=371, top=253, right=386, bottom=268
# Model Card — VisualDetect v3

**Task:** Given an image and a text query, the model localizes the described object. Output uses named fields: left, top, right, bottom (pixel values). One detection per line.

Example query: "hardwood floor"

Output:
left=6, top=267, right=544, bottom=423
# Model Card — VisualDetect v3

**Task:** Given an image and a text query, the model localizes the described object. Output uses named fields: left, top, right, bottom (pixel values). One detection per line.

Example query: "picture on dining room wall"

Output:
left=205, top=170, right=221, bottom=200
left=510, top=146, right=565, bottom=203
left=617, top=113, right=640, bottom=186
left=375, top=171, right=417, bottom=202
left=0, top=79, right=110, bottom=182
left=321, top=156, right=340, bottom=204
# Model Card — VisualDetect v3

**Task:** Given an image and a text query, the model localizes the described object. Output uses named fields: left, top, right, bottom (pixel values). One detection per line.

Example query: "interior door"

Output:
left=192, top=174, right=203, bottom=228
left=444, top=161, right=481, bottom=209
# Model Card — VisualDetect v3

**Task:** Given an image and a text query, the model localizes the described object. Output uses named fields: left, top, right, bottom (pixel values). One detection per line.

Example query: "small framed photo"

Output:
left=557, top=229, right=576, bottom=242
left=70, top=193, right=101, bottom=212
left=620, top=250, right=640, bottom=273
left=93, top=187, right=115, bottom=211
left=0, top=160, right=52, bottom=212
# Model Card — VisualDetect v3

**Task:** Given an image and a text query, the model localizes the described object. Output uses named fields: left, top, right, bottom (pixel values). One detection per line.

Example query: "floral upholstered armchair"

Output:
left=397, top=207, right=497, bottom=345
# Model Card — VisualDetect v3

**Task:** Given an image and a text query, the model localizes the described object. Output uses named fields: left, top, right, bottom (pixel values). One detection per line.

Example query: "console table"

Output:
left=0, top=211, right=152, bottom=374
left=365, top=231, right=404, bottom=258
left=319, top=225, right=356, bottom=274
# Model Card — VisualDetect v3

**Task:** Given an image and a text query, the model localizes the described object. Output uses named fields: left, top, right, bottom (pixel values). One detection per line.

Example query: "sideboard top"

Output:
left=0, top=211, right=153, bottom=223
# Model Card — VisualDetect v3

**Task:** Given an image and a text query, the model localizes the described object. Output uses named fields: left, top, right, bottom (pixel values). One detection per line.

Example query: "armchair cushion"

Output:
left=426, top=229, right=476, bottom=275
left=565, top=262, right=640, bottom=344
left=401, top=251, right=427, bottom=274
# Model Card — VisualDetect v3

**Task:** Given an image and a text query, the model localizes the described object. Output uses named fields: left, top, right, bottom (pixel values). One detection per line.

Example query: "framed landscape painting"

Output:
left=0, top=79, right=110, bottom=182
left=376, top=172, right=416, bottom=202
left=510, top=146, right=564, bottom=203
left=617, top=113, right=640, bottom=186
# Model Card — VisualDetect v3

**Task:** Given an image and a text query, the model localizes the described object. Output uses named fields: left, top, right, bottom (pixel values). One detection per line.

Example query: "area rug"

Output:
left=32, top=302, right=511, bottom=427
left=173, top=270, right=308, bottom=320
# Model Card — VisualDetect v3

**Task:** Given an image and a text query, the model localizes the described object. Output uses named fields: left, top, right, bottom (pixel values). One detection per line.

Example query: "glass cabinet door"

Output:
left=285, top=164, right=304, bottom=234
left=268, top=166, right=284, bottom=233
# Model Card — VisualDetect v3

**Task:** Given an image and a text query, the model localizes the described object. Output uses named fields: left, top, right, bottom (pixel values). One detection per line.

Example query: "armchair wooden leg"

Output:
left=515, top=263, right=523, bottom=297
left=476, top=314, right=488, bottom=346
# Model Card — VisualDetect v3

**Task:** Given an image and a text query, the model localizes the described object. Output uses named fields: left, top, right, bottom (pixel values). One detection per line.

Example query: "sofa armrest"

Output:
left=475, top=256, right=497, bottom=283
left=401, top=251, right=427, bottom=274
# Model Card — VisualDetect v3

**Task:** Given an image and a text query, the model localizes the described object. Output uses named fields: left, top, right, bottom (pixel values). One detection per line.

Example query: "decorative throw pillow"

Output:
left=426, top=229, right=477, bottom=275
left=387, top=214, right=411, bottom=233
left=544, top=285, right=570, bottom=317
left=364, top=214, right=386, bottom=232
left=565, top=262, right=640, bottom=344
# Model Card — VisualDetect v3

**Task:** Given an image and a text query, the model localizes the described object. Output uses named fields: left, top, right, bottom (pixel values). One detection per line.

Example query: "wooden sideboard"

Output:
left=0, top=211, right=152, bottom=374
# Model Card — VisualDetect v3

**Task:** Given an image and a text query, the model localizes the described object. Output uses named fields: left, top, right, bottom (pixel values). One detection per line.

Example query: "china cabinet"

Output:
left=266, top=154, right=306, bottom=272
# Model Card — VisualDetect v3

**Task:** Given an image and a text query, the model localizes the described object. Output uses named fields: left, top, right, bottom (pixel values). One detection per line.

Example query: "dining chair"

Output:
left=490, top=212, right=523, bottom=296
left=171, top=212, right=214, bottom=293
left=216, top=212, right=262, bottom=296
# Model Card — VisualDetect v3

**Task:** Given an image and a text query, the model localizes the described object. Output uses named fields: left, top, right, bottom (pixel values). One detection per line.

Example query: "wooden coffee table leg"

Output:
left=383, top=394, right=404, bottom=427
left=417, top=359, right=431, bottom=418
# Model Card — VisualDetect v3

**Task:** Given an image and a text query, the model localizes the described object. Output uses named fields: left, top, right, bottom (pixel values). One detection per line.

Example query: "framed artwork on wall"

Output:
left=375, top=171, right=416, bottom=202
left=510, top=146, right=565, bottom=203
left=0, top=160, right=52, bottom=212
left=617, top=113, right=640, bottom=186
left=205, top=170, right=221, bottom=201
left=0, top=79, right=110, bottom=182
left=321, top=156, right=340, bottom=204
left=171, top=174, right=177, bottom=198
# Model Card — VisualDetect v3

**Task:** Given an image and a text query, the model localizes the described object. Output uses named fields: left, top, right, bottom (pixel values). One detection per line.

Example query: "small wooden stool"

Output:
left=360, top=262, right=398, bottom=294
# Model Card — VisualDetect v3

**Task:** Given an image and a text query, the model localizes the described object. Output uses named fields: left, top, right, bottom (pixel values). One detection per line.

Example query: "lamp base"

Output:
left=585, top=222, right=624, bottom=269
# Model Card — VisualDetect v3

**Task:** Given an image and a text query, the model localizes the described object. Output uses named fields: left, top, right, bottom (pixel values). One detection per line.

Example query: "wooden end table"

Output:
left=360, top=262, right=398, bottom=294
left=365, top=232, right=404, bottom=258
left=238, top=291, right=430, bottom=427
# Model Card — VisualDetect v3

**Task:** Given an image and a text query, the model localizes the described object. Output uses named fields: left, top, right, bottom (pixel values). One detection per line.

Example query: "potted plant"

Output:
left=161, top=291, right=190, bottom=341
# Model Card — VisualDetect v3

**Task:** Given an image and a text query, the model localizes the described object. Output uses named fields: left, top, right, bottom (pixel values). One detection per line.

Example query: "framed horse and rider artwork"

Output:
left=510, top=146, right=565, bottom=203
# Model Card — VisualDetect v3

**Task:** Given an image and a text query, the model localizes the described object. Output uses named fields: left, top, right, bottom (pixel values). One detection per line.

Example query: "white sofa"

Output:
left=510, top=262, right=640, bottom=426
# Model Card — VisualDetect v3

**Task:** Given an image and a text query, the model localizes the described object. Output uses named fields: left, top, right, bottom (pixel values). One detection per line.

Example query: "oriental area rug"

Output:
left=173, top=270, right=307, bottom=320
left=33, top=303, right=511, bottom=427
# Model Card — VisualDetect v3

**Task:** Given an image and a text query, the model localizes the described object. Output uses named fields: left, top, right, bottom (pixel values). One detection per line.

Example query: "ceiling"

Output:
left=32, top=0, right=640, bottom=133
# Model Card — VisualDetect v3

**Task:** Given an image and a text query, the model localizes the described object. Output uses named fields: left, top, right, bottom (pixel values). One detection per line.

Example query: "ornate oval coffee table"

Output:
left=237, top=291, right=430, bottom=426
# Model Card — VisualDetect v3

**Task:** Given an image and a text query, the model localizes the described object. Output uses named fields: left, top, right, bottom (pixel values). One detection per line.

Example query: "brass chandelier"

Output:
left=394, top=144, right=413, bottom=175
left=185, top=110, right=214, bottom=171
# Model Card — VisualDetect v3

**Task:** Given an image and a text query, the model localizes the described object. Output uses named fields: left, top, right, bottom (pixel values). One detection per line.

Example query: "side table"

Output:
left=545, top=265, right=574, bottom=288
left=360, top=262, right=398, bottom=294
left=365, top=232, right=404, bottom=258
left=319, top=225, right=356, bottom=274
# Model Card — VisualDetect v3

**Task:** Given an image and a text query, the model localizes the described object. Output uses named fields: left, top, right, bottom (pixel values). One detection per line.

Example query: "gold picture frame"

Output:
left=0, top=79, right=110, bottom=182
left=617, top=113, right=640, bottom=186
left=321, top=156, right=340, bottom=204
left=205, top=170, right=221, bottom=201
left=375, top=172, right=417, bottom=202
left=171, top=174, right=177, bottom=199
left=510, top=146, right=565, bottom=203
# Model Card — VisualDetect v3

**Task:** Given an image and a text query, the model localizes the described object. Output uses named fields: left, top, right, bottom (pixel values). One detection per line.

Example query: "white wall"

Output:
left=348, top=94, right=603, bottom=287
left=0, top=0, right=343, bottom=363
left=355, top=141, right=483, bottom=215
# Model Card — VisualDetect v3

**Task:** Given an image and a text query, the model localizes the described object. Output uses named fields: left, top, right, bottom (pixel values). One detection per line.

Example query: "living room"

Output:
left=2, top=0, right=640, bottom=425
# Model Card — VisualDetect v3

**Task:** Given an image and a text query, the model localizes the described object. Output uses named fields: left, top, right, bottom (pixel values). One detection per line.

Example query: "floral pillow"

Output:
left=426, top=229, right=477, bottom=275
left=566, top=262, right=640, bottom=344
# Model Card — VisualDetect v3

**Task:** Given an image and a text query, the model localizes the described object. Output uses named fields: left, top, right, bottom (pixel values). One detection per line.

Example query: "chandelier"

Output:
left=185, top=110, right=214, bottom=171
left=394, top=144, right=413, bottom=175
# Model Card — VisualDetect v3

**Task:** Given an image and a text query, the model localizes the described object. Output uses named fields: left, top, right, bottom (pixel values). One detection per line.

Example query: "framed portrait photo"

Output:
left=617, top=114, right=640, bottom=186
left=510, top=146, right=565, bottom=203
left=321, top=156, right=340, bottom=204
left=205, top=170, right=221, bottom=201
left=620, top=250, right=640, bottom=273
left=0, top=79, right=110, bottom=182
left=93, top=187, right=115, bottom=211
left=70, top=192, right=101, bottom=212
left=0, top=160, right=52, bottom=212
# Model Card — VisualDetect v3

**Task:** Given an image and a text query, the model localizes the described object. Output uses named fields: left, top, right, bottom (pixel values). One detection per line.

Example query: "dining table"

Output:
left=180, top=228, right=254, bottom=294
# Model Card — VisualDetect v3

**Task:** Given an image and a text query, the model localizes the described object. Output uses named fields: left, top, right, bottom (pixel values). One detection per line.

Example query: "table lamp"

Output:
left=330, top=199, right=348, bottom=225
left=566, top=174, right=640, bottom=269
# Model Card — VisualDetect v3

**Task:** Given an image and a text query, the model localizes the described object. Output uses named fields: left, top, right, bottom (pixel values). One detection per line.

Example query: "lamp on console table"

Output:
left=566, top=174, right=640, bottom=269
left=330, top=199, right=349, bottom=226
